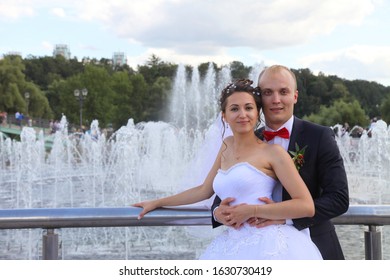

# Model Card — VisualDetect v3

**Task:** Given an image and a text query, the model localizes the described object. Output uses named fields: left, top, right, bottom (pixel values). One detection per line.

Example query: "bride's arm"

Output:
left=133, top=147, right=222, bottom=219
left=255, top=144, right=314, bottom=220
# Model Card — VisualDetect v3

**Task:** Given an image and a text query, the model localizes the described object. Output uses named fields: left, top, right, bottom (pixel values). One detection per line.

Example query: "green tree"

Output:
left=0, top=56, right=26, bottom=112
left=380, top=94, right=390, bottom=124
left=145, top=76, right=172, bottom=121
left=137, top=54, right=177, bottom=84
left=198, top=62, right=219, bottom=78
left=24, top=82, right=53, bottom=119
left=9, top=54, right=390, bottom=129
left=344, top=80, right=387, bottom=119
left=110, top=71, right=135, bottom=129
left=129, top=74, right=149, bottom=123
left=294, top=68, right=311, bottom=118
left=305, top=100, right=368, bottom=127
left=24, top=56, right=84, bottom=90
left=46, top=79, right=67, bottom=121
left=305, top=78, right=328, bottom=115
left=328, top=82, right=350, bottom=102
left=229, top=61, right=251, bottom=80
left=52, top=65, right=117, bottom=129
left=0, top=55, right=52, bottom=118
left=80, top=65, right=117, bottom=128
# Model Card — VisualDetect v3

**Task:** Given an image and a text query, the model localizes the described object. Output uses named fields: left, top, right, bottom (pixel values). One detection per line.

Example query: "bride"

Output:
left=133, top=79, right=322, bottom=260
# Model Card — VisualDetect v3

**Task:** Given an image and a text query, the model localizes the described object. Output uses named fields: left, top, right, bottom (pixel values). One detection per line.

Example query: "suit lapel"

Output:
left=288, top=116, right=303, bottom=152
left=283, top=116, right=304, bottom=200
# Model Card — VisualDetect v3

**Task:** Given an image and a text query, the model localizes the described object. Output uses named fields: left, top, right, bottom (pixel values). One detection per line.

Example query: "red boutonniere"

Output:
left=289, top=143, right=307, bottom=170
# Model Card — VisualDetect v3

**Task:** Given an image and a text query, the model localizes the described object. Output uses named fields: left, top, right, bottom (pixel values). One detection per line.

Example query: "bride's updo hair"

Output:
left=219, top=79, right=262, bottom=140
left=220, top=78, right=262, bottom=115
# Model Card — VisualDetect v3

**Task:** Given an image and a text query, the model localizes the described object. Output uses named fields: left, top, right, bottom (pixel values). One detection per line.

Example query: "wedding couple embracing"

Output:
left=134, top=65, right=349, bottom=260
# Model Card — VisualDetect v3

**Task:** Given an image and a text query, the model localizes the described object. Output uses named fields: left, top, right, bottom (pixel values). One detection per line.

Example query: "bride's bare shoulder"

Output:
left=263, top=142, right=287, bottom=155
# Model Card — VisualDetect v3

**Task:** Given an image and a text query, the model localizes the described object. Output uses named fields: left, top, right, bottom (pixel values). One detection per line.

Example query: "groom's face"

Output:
left=258, top=68, right=298, bottom=130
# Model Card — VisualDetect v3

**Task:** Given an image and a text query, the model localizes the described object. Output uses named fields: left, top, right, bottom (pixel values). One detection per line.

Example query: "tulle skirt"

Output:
left=199, top=224, right=322, bottom=260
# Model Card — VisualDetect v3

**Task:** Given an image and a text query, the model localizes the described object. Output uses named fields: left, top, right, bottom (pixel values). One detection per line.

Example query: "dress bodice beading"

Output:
left=213, top=162, right=277, bottom=206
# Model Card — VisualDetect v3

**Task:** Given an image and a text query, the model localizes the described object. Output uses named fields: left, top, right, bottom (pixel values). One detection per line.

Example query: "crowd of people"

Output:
left=332, top=117, right=382, bottom=138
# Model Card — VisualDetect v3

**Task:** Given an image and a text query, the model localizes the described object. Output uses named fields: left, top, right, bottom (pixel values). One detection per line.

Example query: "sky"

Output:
left=1, top=0, right=390, bottom=86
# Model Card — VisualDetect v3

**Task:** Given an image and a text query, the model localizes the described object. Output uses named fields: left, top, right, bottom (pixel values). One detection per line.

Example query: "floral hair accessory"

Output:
left=224, top=82, right=237, bottom=94
left=253, top=86, right=261, bottom=96
left=223, top=79, right=261, bottom=96
left=289, top=143, right=307, bottom=170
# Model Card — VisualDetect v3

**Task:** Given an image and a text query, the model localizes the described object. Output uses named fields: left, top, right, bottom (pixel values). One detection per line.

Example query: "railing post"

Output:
left=365, top=225, right=382, bottom=260
left=42, top=229, right=59, bottom=260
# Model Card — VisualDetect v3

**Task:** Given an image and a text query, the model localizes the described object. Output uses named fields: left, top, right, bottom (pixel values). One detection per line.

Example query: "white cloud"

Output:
left=126, top=46, right=235, bottom=68
left=6, top=0, right=370, bottom=55
left=0, top=0, right=379, bottom=54
left=73, top=0, right=376, bottom=53
left=41, top=41, right=53, bottom=51
left=1, top=0, right=388, bottom=85
left=50, top=7, right=66, bottom=18
left=298, top=45, right=390, bottom=85
left=0, top=1, right=34, bottom=20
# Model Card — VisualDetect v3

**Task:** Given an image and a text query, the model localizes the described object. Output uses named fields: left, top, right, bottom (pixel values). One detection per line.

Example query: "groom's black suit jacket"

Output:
left=211, top=117, right=349, bottom=260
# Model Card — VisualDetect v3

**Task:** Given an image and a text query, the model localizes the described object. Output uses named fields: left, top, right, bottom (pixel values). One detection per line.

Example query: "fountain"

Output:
left=334, top=120, right=390, bottom=204
left=0, top=62, right=389, bottom=259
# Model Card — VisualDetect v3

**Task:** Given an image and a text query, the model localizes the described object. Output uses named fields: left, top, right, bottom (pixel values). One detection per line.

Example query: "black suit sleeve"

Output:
left=211, top=195, right=222, bottom=228
left=292, top=127, right=349, bottom=230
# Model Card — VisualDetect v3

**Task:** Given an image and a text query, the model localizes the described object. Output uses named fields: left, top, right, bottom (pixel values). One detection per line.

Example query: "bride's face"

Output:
left=223, top=91, right=259, bottom=133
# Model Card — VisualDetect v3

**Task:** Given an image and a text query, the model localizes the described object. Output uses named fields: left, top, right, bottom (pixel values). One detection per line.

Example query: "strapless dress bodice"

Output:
left=213, top=162, right=277, bottom=206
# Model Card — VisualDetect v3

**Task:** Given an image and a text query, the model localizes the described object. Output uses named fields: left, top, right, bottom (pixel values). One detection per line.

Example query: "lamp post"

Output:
left=24, top=92, right=30, bottom=127
left=74, top=88, right=88, bottom=129
left=24, top=92, right=30, bottom=116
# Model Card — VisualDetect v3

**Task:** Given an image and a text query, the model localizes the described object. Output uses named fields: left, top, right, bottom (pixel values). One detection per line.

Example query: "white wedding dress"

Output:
left=199, top=162, right=323, bottom=260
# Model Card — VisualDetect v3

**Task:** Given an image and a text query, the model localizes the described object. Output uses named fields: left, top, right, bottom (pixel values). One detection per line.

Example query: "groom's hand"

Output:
left=247, top=197, right=286, bottom=228
left=214, top=197, right=235, bottom=226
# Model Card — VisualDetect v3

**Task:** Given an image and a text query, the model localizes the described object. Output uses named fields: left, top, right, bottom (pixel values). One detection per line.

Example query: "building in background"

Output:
left=53, top=44, right=71, bottom=60
left=112, top=52, right=127, bottom=67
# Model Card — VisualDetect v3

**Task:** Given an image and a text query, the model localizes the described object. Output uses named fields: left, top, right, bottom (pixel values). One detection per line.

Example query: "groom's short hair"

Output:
left=258, top=65, right=298, bottom=91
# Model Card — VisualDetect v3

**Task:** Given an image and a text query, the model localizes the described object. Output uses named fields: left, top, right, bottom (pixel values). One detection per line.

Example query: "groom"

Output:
left=211, top=65, right=349, bottom=260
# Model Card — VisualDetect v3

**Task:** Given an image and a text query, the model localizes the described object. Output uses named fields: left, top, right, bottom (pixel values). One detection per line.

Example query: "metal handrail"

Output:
left=0, top=206, right=211, bottom=229
left=0, top=205, right=389, bottom=260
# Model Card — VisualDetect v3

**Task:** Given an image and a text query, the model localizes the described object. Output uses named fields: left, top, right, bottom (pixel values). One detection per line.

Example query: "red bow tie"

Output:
left=263, top=127, right=290, bottom=141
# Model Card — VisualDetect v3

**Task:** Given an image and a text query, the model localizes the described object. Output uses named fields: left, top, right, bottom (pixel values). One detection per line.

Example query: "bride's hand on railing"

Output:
left=132, top=201, right=159, bottom=219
